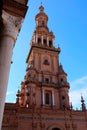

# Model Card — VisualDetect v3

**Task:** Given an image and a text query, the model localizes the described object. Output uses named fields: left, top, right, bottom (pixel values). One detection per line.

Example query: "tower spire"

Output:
left=41, top=1, right=42, bottom=5
left=81, top=95, right=86, bottom=111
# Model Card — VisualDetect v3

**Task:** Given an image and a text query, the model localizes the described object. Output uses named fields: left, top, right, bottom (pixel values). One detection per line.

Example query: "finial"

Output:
left=81, top=93, right=84, bottom=102
left=81, top=95, right=86, bottom=111
left=41, top=1, right=42, bottom=5
left=58, top=42, right=61, bottom=53
left=39, top=2, right=44, bottom=12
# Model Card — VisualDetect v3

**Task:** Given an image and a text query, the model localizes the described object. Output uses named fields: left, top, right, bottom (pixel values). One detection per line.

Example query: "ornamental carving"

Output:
left=1, top=10, right=23, bottom=40
left=2, top=10, right=23, bottom=29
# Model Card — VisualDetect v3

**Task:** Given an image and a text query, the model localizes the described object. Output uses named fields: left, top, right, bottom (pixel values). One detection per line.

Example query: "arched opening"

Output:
left=38, top=38, right=41, bottom=44
left=52, top=128, right=60, bottom=130
left=43, top=59, right=49, bottom=65
left=43, top=39, right=47, bottom=47
left=49, top=40, right=52, bottom=47
left=45, top=93, right=50, bottom=104
left=60, top=78, right=63, bottom=82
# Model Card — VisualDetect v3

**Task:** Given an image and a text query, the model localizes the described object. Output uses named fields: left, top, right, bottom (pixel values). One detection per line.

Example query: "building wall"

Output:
left=2, top=104, right=87, bottom=130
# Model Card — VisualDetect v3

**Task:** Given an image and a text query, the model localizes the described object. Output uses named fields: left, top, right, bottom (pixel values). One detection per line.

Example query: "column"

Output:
left=52, top=90, right=55, bottom=106
left=33, top=35, right=35, bottom=43
left=36, top=35, right=38, bottom=43
left=42, top=88, right=45, bottom=105
left=52, top=38, right=54, bottom=46
left=47, top=37, right=49, bottom=46
left=42, top=35, right=43, bottom=45
left=0, top=10, right=23, bottom=129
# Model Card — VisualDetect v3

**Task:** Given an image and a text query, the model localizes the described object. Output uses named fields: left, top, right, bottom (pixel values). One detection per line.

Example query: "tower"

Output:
left=18, top=5, right=70, bottom=110
left=0, top=0, right=28, bottom=129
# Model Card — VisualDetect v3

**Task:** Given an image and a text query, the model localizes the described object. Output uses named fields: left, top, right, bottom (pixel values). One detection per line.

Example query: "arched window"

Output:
left=49, top=40, right=52, bottom=47
left=38, top=38, right=41, bottom=44
left=45, top=78, right=49, bottom=84
left=43, top=39, right=47, bottom=46
left=61, top=78, right=63, bottom=82
left=43, top=59, right=49, bottom=65
left=62, top=96, right=65, bottom=100
left=45, top=93, right=50, bottom=104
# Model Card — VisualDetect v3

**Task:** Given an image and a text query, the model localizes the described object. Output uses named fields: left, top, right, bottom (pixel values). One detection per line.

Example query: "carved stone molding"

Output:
left=2, top=10, right=23, bottom=28
left=3, top=0, right=28, bottom=17
left=1, top=10, right=23, bottom=42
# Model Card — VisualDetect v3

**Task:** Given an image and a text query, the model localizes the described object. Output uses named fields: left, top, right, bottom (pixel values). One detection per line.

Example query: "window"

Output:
left=45, top=93, right=50, bottom=104
left=43, top=59, right=49, bottom=65
left=28, top=74, right=31, bottom=77
left=45, top=91, right=52, bottom=105
left=38, top=38, right=41, bottom=44
left=26, top=92, right=30, bottom=96
left=45, top=78, right=49, bottom=84
left=42, top=21, right=45, bottom=26
left=40, top=20, right=45, bottom=26
left=62, top=96, right=65, bottom=100
left=61, top=78, right=63, bottom=82
left=43, top=39, right=47, bottom=46
left=49, top=40, right=52, bottom=47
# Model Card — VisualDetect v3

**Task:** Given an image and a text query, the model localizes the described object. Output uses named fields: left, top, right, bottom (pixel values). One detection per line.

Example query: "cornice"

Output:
left=2, top=0, right=28, bottom=17
left=26, top=45, right=59, bottom=63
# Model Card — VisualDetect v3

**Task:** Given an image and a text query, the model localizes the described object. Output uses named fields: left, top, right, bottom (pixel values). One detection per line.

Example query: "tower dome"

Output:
left=35, top=5, right=48, bottom=27
left=29, top=5, right=55, bottom=48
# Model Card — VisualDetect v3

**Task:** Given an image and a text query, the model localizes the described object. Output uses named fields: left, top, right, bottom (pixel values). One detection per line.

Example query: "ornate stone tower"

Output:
left=18, top=5, right=70, bottom=110
left=0, top=0, right=28, bottom=129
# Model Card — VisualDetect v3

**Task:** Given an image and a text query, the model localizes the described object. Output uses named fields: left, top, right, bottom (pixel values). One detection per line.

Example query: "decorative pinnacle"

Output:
left=81, top=95, right=84, bottom=103
left=58, top=43, right=61, bottom=53
left=39, top=2, right=44, bottom=12
left=41, top=1, right=42, bottom=5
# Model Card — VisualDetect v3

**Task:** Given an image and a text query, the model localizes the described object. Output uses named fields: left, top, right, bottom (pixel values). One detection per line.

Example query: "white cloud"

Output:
left=6, top=91, right=15, bottom=96
left=6, top=91, right=16, bottom=103
left=70, top=75, right=87, bottom=89
left=69, top=76, right=87, bottom=109
left=6, top=76, right=87, bottom=107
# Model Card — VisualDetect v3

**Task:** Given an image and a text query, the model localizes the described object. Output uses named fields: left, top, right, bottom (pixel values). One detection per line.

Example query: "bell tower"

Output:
left=17, top=5, right=70, bottom=110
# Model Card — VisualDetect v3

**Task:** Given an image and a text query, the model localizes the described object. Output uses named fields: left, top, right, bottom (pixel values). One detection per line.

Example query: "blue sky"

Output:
left=6, top=0, right=87, bottom=109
